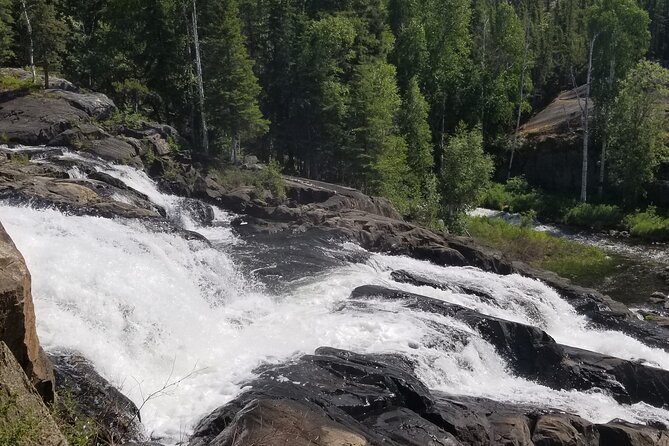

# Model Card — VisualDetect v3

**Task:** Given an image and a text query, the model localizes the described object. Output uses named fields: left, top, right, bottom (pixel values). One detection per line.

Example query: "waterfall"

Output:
left=0, top=154, right=668, bottom=442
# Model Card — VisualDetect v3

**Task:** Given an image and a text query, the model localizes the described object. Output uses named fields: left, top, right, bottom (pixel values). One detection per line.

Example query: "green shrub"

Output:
left=103, top=109, right=146, bottom=131
left=625, top=207, right=669, bottom=242
left=562, top=203, right=624, bottom=230
left=255, top=160, right=286, bottom=200
left=213, top=161, right=286, bottom=201
left=479, top=176, right=548, bottom=215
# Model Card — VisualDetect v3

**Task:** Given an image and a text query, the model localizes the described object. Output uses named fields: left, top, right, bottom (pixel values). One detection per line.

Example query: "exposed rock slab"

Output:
left=0, top=95, right=90, bottom=145
left=0, top=156, right=162, bottom=219
left=190, top=347, right=668, bottom=446
left=0, top=342, right=66, bottom=446
left=0, top=222, right=54, bottom=401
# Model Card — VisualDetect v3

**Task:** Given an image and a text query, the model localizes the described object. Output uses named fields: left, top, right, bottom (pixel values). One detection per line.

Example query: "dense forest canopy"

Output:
left=0, top=0, right=668, bottom=226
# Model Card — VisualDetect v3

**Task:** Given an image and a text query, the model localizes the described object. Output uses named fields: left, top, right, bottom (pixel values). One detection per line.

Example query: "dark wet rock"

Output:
left=597, top=421, right=669, bottom=446
left=49, top=351, right=145, bottom=444
left=191, top=348, right=667, bottom=446
left=88, top=171, right=130, bottom=190
left=391, top=269, right=496, bottom=303
left=228, top=228, right=368, bottom=291
left=178, top=199, right=215, bottom=226
left=351, top=285, right=669, bottom=408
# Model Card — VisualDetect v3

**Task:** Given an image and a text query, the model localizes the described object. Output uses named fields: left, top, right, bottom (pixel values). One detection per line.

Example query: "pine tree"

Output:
left=201, top=0, right=268, bottom=160
left=400, top=77, right=440, bottom=224
left=349, top=60, right=410, bottom=213
left=31, top=0, right=67, bottom=88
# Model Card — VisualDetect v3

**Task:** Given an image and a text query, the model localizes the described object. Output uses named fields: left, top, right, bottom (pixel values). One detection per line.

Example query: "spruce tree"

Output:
left=31, top=0, right=67, bottom=88
left=201, top=0, right=268, bottom=160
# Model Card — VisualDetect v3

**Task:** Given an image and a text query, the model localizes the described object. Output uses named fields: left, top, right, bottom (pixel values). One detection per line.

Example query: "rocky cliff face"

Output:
left=0, top=222, right=54, bottom=402
left=0, top=342, right=66, bottom=446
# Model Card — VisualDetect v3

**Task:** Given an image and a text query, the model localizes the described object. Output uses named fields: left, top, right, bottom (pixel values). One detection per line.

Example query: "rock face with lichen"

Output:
left=0, top=342, right=67, bottom=446
left=0, top=222, right=54, bottom=402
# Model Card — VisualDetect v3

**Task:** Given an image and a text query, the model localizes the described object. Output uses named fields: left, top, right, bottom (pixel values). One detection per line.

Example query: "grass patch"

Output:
left=466, top=216, right=619, bottom=282
left=0, top=75, right=39, bottom=93
left=8, top=153, right=30, bottom=166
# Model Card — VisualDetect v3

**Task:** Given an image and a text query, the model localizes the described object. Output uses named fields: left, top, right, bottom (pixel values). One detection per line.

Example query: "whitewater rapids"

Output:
left=0, top=157, right=668, bottom=442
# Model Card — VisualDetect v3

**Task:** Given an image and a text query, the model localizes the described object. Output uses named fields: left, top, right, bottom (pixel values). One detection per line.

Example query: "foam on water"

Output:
left=0, top=160, right=668, bottom=442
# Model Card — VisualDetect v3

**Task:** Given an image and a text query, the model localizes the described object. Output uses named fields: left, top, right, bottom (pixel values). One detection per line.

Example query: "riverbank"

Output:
left=481, top=178, right=669, bottom=243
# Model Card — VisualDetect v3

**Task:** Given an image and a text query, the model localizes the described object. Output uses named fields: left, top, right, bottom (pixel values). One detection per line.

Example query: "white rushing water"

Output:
left=1, top=159, right=669, bottom=442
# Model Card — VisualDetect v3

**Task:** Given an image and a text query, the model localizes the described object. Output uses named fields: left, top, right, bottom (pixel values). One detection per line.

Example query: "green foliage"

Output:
left=202, top=0, right=268, bottom=152
left=589, top=0, right=651, bottom=103
left=471, top=0, right=533, bottom=141
left=0, top=0, right=14, bottom=64
left=30, top=0, right=69, bottom=87
left=111, top=78, right=153, bottom=113
left=213, top=161, right=286, bottom=200
left=440, top=123, right=493, bottom=225
left=104, top=109, right=147, bottom=132
left=563, top=203, right=624, bottom=230
left=607, top=60, right=669, bottom=204
left=49, top=392, right=99, bottom=446
left=0, top=73, right=40, bottom=93
left=466, top=216, right=617, bottom=281
left=625, top=206, right=669, bottom=242
left=255, top=160, right=286, bottom=200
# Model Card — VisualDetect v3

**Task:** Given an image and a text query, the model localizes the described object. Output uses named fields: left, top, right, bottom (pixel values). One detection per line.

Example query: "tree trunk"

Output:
left=20, top=0, right=36, bottom=84
left=43, top=62, right=49, bottom=89
left=598, top=56, right=616, bottom=199
left=231, top=134, right=239, bottom=164
left=191, top=0, right=209, bottom=155
left=581, top=35, right=597, bottom=203
left=508, top=19, right=531, bottom=180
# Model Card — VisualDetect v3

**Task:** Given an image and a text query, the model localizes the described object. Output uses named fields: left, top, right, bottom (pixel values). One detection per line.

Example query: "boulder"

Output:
left=0, top=342, right=67, bottom=446
left=47, top=89, right=116, bottom=121
left=0, top=222, right=54, bottom=402
left=83, top=137, right=142, bottom=167
left=0, top=95, right=89, bottom=145
left=49, top=352, right=145, bottom=444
